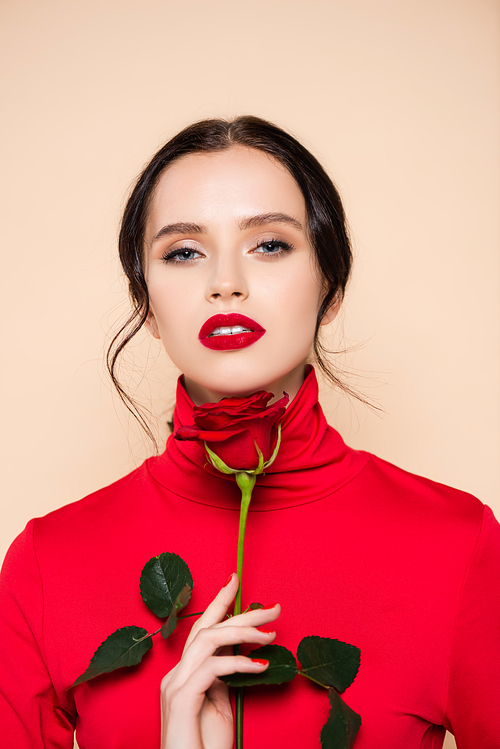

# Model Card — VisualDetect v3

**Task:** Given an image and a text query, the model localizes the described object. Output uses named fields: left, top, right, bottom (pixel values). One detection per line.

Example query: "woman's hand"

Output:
left=160, top=573, right=280, bottom=749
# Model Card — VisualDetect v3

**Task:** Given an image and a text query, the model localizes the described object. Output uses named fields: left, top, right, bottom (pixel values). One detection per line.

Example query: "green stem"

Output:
left=236, top=688, right=244, bottom=748
left=233, top=471, right=256, bottom=749
left=234, top=472, right=256, bottom=617
left=298, top=670, right=332, bottom=689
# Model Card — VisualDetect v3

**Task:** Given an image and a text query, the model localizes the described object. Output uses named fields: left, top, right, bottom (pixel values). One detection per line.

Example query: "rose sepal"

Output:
left=262, top=422, right=282, bottom=470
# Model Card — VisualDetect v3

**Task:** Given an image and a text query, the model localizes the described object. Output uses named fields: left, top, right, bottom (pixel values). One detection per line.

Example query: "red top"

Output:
left=1, top=367, right=499, bottom=748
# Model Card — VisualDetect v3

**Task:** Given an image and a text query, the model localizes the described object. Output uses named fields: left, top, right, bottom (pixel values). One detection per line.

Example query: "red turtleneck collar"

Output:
left=147, top=367, right=370, bottom=511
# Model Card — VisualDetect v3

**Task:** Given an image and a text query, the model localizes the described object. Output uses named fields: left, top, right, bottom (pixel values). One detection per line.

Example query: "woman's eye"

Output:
left=253, top=239, right=292, bottom=256
left=162, top=248, right=202, bottom=263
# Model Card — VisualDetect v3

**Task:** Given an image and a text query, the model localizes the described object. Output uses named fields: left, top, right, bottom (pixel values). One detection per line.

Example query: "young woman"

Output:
left=1, top=117, right=499, bottom=749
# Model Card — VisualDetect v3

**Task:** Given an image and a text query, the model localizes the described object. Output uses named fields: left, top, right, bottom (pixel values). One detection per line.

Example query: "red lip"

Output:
left=199, top=313, right=265, bottom=351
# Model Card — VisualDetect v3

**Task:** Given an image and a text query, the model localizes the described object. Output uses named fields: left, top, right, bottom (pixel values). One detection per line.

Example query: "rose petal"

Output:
left=174, top=390, right=289, bottom=470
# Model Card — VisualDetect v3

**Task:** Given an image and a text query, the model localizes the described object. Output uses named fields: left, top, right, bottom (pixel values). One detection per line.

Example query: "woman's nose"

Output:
left=206, top=255, right=248, bottom=302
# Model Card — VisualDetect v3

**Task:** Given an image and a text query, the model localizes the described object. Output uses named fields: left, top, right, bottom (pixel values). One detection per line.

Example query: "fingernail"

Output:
left=251, top=658, right=269, bottom=666
left=257, top=626, right=276, bottom=634
left=262, top=602, right=278, bottom=610
left=223, top=573, right=234, bottom=587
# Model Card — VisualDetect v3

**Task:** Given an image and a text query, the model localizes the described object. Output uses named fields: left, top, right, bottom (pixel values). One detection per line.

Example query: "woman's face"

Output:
left=144, top=146, right=337, bottom=405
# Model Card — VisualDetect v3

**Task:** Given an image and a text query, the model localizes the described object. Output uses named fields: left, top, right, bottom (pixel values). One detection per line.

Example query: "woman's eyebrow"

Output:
left=238, top=213, right=303, bottom=231
left=151, top=213, right=303, bottom=244
left=152, top=222, right=205, bottom=243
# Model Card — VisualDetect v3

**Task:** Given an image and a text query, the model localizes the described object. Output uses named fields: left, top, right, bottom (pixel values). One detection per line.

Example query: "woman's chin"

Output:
left=183, top=364, right=308, bottom=406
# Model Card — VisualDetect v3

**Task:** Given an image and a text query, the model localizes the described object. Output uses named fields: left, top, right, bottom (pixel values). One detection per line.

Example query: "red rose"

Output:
left=175, top=391, right=289, bottom=471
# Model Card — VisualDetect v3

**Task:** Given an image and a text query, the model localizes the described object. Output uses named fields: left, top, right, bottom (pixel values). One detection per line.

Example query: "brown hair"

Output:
left=108, top=116, right=355, bottom=443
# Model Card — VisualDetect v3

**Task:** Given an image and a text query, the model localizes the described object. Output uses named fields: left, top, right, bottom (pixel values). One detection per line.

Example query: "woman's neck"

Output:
left=147, top=366, right=370, bottom=511
left=183, top=361, right=309, bottom=406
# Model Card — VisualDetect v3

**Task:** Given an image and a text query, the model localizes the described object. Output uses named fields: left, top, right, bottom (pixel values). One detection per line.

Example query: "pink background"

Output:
left=1, top=3, right=499, bottom=745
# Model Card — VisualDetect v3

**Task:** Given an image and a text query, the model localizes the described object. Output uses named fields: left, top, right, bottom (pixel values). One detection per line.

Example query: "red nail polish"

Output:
left=251, top=658, right=269, bottom=666
left=223, top=574, right=234, bottom=587
left=262, top=602, right=278, bottom=609
left=257, top=626, right=275, bottom=634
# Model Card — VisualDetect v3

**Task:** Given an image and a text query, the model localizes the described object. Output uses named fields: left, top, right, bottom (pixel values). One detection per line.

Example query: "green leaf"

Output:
left=161, top=608, right=178, bottom=639
left=221, top=644, right=298, bottom=687
left=297, top=636, right=360, bottom=692
left=320, top=688, right=361, bottom=749
left=140, top=552, right=193, bottom=618
left=71, top=626, right=152, bottom=686
left=161, top=583, right=192, bottom=639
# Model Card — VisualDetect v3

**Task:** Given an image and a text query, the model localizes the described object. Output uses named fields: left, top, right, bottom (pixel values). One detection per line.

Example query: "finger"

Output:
left=214, top=603, right=281, bottom=631
left=174, top=625, right=276, bottom=685
left=170, top=655, right=269, bottom=713
left=183, top=573, right=239, bottom=652
left=198, top=653, right=270, bottom=690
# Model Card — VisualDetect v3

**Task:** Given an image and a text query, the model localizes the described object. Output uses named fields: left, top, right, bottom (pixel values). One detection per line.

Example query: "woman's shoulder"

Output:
left=13, top=458, right=158, bottom=559
left=356, top=449, right=492, bottom=540
left=340, top=450, right=500, bottom=602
